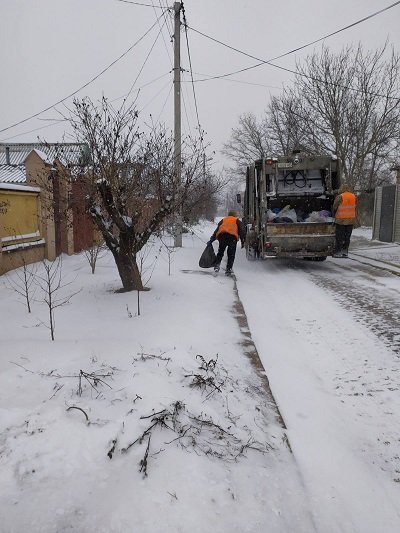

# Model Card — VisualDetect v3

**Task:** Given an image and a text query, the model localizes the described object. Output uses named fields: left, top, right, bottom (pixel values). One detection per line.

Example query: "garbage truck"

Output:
left=242, top=152, right=340, bottom=261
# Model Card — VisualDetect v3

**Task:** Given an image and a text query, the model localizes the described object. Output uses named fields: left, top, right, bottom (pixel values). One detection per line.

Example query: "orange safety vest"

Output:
left=216, top=216, right=239, bottom=240
left=335, top=192, right=356, bottom=219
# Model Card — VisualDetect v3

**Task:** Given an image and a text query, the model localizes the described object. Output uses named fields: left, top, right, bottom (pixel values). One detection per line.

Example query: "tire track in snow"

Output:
left=306, top=261, right=400, bottom=355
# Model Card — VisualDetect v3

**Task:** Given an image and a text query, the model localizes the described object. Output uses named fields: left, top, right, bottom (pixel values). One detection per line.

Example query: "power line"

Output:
left=111, top=71, right=171, bottom=104
left=125, top=11, right=169, bottom=101
left=190, top=37, right=400, bottom=102
left=187, top=0, right=400, bottom=99
left=0, top=72, right=172, bottom=143
left=139, top=79, right=172, bottom=113
left=181, top=2, right=203, bottom=142
left=181, top=73, right=194, bottom=137
left=151, top=0, right=173, bottom=68
left=114, top=0, right=166, bottom=8
left=185, top=73, right=282, bottom=90
left=0, top=120, right=67, bottom=143
left=0, top=10, right=168, bottom=135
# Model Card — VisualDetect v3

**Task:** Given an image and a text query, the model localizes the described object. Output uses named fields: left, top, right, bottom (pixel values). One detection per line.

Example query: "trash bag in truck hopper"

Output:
left=199, top=242, right=217, bottom=268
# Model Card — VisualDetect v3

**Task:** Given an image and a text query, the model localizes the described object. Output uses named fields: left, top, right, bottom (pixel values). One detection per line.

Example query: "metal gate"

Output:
left=373, top=185, right=400, bottom=243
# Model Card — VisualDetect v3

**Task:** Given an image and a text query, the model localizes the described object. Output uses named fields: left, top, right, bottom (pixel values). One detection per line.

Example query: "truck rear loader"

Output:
left=243, top=153, right=340, bottom=261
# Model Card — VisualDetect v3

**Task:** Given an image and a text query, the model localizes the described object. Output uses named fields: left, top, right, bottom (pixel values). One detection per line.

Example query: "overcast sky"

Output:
left=1, top=0, right=399, bottom=171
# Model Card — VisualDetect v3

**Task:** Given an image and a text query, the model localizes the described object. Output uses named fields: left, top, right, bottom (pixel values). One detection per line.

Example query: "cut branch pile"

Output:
left=109, top=399, right=270, bottom=477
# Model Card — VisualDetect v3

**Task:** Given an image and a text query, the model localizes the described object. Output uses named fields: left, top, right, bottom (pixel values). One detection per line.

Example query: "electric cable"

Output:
left=181, top=2, right=203, bottom=142
left=110, top=71, right=171, bottom=104
left=114, top=0, right=166, bottom=8
left=0, top=72, right=171, bottom=142
left=186, top=1, right=400, bottom=100
left=188, top=0, right=400, bottom=76
left=0, top=121, right=66, bottom=143
left=0, top=10, right=168, bottom=135
left=139, top=79, right=172, bottom=113
left=153, top=82, right=173, bottom=124
left=124, top=11, right=169, bottom=101
left=150, top=0, right=193, bottom=136
left=184, top=73, right=282, bottom=90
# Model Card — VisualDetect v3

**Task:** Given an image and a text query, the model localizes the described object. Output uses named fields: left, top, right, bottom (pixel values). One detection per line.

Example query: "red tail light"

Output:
left=266, top=159, right=273, bottom=165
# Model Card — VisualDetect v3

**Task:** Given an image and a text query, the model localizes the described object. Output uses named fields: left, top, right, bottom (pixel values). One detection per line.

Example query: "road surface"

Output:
left=234, top=250, right=400, bottom=533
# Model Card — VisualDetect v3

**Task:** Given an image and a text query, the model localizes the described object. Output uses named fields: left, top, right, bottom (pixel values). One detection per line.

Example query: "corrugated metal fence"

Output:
left=373, top=185, right=400, bottom=243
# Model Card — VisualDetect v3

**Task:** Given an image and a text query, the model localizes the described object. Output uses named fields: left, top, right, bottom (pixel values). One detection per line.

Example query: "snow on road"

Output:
left=1, top=222, right=399, bottom=533
left=234, top=246, right=400, bottom=533
left=0, top=229, right=314, bottom=533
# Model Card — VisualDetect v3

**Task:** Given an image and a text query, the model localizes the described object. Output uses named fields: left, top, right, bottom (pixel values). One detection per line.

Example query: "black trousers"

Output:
left=215, top=233, right=238, bottom=270
left=335, top=224, right=353, bottom=253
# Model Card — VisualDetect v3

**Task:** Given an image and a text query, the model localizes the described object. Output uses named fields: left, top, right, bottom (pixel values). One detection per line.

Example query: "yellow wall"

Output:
left=0, top=189, right=40, bottom=243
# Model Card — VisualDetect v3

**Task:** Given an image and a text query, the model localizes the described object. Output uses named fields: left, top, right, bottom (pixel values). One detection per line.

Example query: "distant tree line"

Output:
left=223, top=43, right=400, bottom=192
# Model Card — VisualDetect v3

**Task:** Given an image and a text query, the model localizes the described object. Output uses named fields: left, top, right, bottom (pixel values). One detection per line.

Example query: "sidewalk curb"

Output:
left=348, top=251, right=400, bottom=276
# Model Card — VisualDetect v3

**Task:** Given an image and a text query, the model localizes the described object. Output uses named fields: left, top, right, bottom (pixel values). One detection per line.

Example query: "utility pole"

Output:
left=173, top=1, right=182, bottom=247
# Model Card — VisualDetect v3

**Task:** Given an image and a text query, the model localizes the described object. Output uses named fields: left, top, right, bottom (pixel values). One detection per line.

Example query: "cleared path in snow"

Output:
left=234, top=252, right=400, bottom=533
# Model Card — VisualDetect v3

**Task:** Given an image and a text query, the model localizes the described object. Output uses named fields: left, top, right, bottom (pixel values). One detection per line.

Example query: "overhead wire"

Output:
left=186, top=1, right=400, bottom=100
left=139, top=79, right=172, bottom=113
left=0, top=72, right=171, bottom=142
left=0, top=9, right=168, bottom=135
left=155, top=0, right=194, bottom=136
left=110, top=71, right=171, bottom=104
left=153, top=82, right=173, bottom=124
left=114, top=0, right=166, bottom=8
left=186, top=73, right=282, bottom=90
left=0, top=121, right=67, bottom=143
left=150, top=0, right=194, bottom=133
left=181, top=2, right=203, bottom=142
left=124, top=9, right=169, bottom=102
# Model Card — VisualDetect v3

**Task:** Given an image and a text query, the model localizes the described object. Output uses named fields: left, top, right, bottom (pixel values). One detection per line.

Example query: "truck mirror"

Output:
left=236, top=193, right=242, bottom=204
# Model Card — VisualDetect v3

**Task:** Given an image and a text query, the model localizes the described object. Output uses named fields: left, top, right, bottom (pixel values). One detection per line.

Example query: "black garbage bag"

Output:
left=199, top=242, right=216, bottom=268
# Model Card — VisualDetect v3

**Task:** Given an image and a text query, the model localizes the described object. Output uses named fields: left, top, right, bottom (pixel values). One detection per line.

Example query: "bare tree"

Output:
left=35, top=258, right=79, bottom=341
left=84, top=235, right=107, bottom=274
left=222, top=112, right=271, bottom=176
left=68, top=97, right=219, bottom=291
left=6, top=258, right=37, bottom=313
left=267, top=92, right=310, bottom=155
left=225, top=43, right=400, bottom=192
left=181, top=164, right=222, bottom=224
left=287, top=43, right=400, bottom=191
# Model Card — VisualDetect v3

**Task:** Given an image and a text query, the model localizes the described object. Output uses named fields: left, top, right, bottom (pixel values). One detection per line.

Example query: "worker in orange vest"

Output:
left=332, top=183, right=357, bottom=258
left=208, top=210, right=246, bottom=275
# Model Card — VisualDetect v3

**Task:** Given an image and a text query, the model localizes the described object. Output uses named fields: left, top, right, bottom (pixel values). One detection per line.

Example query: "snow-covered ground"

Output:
left=1, top=222, right=399, bottom=532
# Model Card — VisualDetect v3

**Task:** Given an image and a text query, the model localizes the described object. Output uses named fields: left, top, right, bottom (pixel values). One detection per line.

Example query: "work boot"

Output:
left=332, top=251, right=344, bottom=258
left=214, top=264, right=220, bottom=273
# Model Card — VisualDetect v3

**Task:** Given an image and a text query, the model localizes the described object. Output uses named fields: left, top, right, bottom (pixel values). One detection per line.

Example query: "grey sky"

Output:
left=1, top=0, right=399, bottom=170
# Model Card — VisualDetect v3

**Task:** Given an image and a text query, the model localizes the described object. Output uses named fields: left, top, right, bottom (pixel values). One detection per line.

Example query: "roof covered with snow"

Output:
left=0, top=182, right=40, bottom=192
left=0, top=142, right=90, bottom=184
left=0, top=142, right=89, bottom=167
left=0, top=165, right=26, bottom=183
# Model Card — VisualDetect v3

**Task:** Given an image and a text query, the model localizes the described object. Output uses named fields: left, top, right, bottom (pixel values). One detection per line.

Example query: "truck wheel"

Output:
left=246, top=246, right=258, bottom=261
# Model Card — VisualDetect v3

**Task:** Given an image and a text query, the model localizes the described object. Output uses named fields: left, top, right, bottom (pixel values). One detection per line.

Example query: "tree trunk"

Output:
left=113, top=251, right=144, bottom=291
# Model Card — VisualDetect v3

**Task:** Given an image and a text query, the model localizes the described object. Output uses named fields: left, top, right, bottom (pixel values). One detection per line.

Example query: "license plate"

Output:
left=277, top=162, right=292, bottom=168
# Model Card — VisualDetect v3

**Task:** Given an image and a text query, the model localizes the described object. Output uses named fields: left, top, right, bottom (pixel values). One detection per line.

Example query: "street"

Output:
left=234, top=239, right=400, bottom=532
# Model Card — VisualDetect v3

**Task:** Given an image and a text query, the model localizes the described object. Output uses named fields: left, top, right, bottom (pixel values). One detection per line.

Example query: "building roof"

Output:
left=0, top=165, right=26, bottom=183
left=0, top=182, right=41, bottom=192
left=0, top=142, right=90, bottom=184
left=0, top=142, right=89, bottom=167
